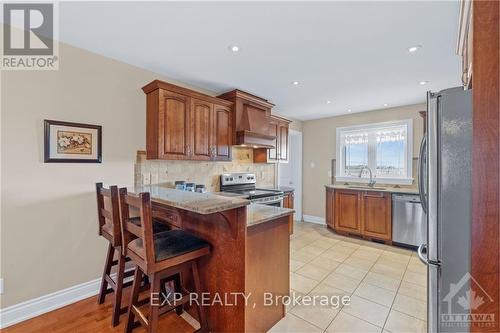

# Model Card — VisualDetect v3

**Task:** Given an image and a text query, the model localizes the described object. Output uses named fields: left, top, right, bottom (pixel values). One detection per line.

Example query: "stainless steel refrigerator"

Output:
left=418, top=87, right=472, bottom=332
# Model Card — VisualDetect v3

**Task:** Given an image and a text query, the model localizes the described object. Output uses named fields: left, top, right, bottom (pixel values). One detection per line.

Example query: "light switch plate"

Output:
left=142, top=173, right=151, bottom=185
left=0, top=278, right=4, bottom=294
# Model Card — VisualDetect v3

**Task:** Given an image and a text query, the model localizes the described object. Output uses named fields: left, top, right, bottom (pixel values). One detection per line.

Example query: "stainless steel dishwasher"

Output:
left=392, top=194, right=427, bottom=247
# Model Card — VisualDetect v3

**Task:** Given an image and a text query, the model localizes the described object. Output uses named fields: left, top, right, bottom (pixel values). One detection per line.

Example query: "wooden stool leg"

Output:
left=148, top=273, right=161, bottom=333
left=173, top=273, right=183, bottom=315
left=98, top=243, right=114, bottom=304
left=125, top=266, right=142, bottom=333
left=112, top=250, right=126, bottom=326
left=191, top=261, right=208, bottom=333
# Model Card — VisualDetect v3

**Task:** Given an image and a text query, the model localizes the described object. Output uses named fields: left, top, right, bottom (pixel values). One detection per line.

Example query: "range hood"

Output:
left=217, top=90, right=276, bottom=148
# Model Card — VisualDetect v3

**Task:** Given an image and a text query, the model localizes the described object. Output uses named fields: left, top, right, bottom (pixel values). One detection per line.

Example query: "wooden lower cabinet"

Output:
left=361, top=191, right=392, bottom=241
left=283, top=191, right=295, bottom=234
left=326, top=188, right=335, bottom=229
left=326, top=188, right=392, bottom=242
left=334, top=190, right=362, bottom=234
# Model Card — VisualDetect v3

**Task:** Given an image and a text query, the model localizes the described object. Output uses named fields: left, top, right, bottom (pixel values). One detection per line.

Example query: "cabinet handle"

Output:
left=186, top=145, right=192, bottom=156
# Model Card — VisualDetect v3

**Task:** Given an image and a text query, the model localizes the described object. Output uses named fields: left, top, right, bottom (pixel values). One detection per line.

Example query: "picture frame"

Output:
left=44, top=120, right=102, bottom=163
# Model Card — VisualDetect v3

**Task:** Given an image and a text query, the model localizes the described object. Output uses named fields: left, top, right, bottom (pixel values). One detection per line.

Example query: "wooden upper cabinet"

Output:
left=334, top=190, right=362, bottom=234
left=191, top=98, right=213, bottom=160
left=159, top=90, right=191, bottom=160
left=143, top=80, right=233, bottom=161
left=254, top=116, right=291, bottom=163
left=212, top=104, right=232, bottom=161
left=361, top=191, right=392, bottom=241
left=267, top=119, right=279, bottom=162
left=279, top=123, right=289, bottom=161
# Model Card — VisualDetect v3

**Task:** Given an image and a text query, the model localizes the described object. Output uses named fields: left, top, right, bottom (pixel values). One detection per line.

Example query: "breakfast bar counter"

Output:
left=128, top=184, right=293, bottom=333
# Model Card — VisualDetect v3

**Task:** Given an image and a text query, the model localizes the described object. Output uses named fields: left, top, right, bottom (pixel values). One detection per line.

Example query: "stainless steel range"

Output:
left=220, top=173, right=284, bottom=206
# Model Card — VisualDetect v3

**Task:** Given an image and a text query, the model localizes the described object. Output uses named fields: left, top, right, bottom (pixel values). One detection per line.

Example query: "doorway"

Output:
left=278, top=129, right=302, bottom=222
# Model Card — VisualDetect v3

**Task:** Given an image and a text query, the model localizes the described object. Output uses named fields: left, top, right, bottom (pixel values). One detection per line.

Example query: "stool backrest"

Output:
left=119, top=188, right=155, bottom=266
left=96, top=183, right=122, bottom=247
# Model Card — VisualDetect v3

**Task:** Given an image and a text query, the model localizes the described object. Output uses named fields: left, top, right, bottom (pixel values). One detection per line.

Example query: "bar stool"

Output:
left=119, top=188, right=210, bottom=333
left=96, top=183, right=170, bottom=326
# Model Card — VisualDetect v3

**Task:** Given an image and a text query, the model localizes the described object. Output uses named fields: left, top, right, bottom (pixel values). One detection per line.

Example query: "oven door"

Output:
left=252, top=196, right=284, bottom=207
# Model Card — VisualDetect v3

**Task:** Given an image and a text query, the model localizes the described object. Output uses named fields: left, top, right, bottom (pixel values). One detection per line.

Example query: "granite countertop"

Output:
left=325, top=184, right=419, bottom=195
left=247, top=204, right=295, bottom=227
left=129, top=184, right=250, bottom=214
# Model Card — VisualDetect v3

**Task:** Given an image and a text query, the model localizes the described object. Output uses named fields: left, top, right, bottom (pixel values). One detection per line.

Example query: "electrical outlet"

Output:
left=142, top=173, right=151, bottom=185
left=151, top=173, right=159, bottom=184
left=0, top=278, right=4, bottom=294
left=328, top=171, right=332, bottom=177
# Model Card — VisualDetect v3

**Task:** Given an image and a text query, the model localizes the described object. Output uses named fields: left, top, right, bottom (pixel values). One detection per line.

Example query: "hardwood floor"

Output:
left=3, top=288, right=196, bottom=333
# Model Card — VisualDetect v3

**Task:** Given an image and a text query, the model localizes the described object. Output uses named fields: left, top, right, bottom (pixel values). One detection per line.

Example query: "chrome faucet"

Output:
left=359, top=166, right=376, bottom=187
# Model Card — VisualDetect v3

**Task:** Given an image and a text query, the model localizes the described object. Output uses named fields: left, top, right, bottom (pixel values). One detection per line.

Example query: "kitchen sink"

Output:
left=346, top=185, right=387, bottom=190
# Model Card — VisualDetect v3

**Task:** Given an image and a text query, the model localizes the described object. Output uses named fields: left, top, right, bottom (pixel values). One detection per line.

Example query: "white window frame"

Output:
left=335, top=119, right=413, bottom=185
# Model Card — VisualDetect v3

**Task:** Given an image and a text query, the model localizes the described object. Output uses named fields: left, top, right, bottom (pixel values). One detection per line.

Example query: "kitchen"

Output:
left=1, top=1, right=499, bottom=333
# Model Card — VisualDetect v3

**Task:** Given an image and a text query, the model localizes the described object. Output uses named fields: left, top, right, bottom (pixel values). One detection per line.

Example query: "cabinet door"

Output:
left=326, top=189, right=335, bottom=229
left=212, top=104, right=232, bottom=161
left=159, top=90, right=190, bottom=159
left=190, top=98, right=213, bottom=160
left=288, top=192, right=295, bottom=209
left=278, top=123, right=289, bottom=162
left=334, top=190, right=361, bottom=234
left=361, top=191, right=392, bottom=240
left=267, top=119, right=279, bottom=162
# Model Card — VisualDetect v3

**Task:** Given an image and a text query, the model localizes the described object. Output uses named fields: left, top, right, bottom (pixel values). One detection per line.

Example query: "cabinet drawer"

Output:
left=152, top=204, right=182, bottom=229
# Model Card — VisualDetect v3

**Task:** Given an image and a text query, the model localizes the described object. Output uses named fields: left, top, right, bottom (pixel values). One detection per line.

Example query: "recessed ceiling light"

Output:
left=326, top=100, right=332, bottom=104
left=291, top=81, right=300, bottom=86
left=347, top=109, right=352, bottom=113
left=383, top=103, right=388, bottom=107
left=419, top=81, right=429, bottom=85
left=229, top=45, right=240, bottom=52
left=408, top=45, right=422, bottom=53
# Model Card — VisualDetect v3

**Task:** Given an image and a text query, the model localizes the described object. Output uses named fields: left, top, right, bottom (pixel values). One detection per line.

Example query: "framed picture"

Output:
left=44, top=120, right=102, bottom=163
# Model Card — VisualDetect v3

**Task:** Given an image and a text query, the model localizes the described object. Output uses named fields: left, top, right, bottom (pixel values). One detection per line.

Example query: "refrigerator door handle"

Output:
left=418, top=136, right=427, bottom=214
left=417, top=243, right=428, bottom=265
left=417, top=243, right=440, bottom=266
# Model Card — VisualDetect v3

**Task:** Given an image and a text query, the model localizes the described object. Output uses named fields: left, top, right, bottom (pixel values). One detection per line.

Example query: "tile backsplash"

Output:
left=135, top=147, right=276, bottom=192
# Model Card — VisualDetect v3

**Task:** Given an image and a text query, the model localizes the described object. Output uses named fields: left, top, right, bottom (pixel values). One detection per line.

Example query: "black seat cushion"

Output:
left=154, top=230, right=210, bottom=262
left=152, top=220, right=170, bottom=233
left=129, top=217, right=170, bottom=233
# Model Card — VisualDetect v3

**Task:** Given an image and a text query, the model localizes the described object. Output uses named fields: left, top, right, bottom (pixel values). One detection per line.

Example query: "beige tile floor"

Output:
left=269, top=222, right=427, bottom=333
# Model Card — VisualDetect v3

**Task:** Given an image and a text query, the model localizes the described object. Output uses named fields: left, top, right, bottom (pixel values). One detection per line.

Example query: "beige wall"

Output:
left=302, top=104, right=425, bottom=218
left=0, top=42, right=221, bottom=308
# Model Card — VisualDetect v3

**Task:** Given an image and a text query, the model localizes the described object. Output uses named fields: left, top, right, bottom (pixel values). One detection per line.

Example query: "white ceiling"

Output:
left=58, top=1, right=461, bottom=120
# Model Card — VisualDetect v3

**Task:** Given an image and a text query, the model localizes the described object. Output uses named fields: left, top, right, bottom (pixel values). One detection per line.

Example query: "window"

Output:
left=336, top=120, right=413, bottom=184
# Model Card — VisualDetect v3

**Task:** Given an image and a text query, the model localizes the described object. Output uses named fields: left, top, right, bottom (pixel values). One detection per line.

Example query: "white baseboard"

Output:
left=302, top=215, right=326, bottom=225
left=0, top=269, right=135, bottom=329
left=0, top=277, right=102, bottom=329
